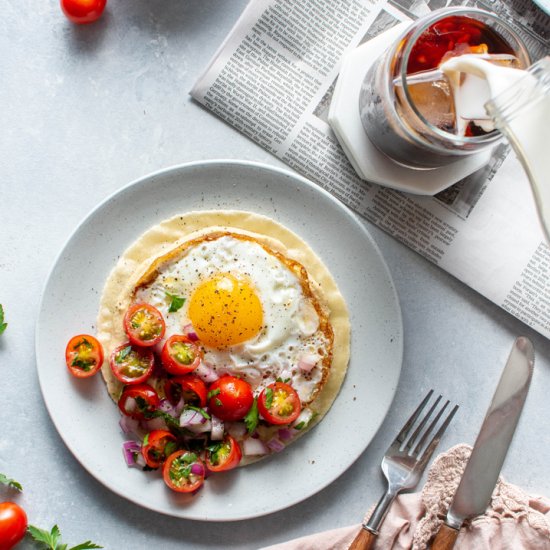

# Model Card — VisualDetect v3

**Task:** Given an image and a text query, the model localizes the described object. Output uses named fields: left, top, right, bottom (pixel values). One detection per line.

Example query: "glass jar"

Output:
left=359, top=7, right=531, bottom=169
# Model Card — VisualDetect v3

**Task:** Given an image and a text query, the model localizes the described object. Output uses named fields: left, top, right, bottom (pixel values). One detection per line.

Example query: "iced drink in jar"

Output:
left=359, top=8, right=530, bottom=169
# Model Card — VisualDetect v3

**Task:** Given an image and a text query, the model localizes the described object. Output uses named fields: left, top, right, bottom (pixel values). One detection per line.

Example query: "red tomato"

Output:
left=161, top=335, right=202, bottom=375
left=207, top=376, right=253, bottom=422
left=141, top=430, right=178, bottom=469
left=124, top=303, right=166, bottom=347
left=163, top=450, right=205, bottom=493
left=164, top=375, right=207, bottom=408
left=118, top=384, right=160, bottom=420
left=65, top=334, right=104, bottom=378
left=109, top=343, right=155, bottom=385
left=258, top=382, right=301, bottom=425
left=205, top=435, right=242, bottom=472
left=60, top=0, right=107, bottom=24
left=0, top=502, right=27, bottom=550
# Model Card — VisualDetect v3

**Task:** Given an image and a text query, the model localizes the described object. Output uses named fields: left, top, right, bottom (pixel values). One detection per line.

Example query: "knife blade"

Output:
left=431, top=336, right=534, bottom=550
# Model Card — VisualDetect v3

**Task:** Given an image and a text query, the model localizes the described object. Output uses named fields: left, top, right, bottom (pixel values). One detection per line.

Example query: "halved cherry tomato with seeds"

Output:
left=110, top=343, right=154, bottom=385
left=65, top=334, right=104, bottom=378
left=164, top=374, right=207, bottom=408
left=163, top=450, right=205, bottom=493
left=205, top=434, right=242, bottom=472
left=207, top=376, right=254, bottom=422
left=161, top=335, right=202, bottom=375
left=258, top=382, right=301, bottom=425
left=118, top=384, right=160, bottom=420
left=124, top=303, right=165, bottom=347
left=141, top=430, right=178, bottom=469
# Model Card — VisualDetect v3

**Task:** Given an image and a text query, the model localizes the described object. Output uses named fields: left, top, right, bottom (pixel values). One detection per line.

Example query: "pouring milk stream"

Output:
left=440, top=55, right=550, bottom=242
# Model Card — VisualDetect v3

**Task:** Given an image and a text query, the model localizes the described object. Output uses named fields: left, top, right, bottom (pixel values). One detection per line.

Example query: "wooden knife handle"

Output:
left=431, top=523, right=460, bottom=550
left=348, top=526, right=377, bottom=550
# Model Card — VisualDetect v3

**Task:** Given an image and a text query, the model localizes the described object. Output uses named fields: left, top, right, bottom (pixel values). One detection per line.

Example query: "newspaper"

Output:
left=191, top=0, right=550, bottom=338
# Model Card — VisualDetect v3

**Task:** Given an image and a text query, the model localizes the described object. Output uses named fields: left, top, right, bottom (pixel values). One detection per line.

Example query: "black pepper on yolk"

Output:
left=188, top=272, right=263, bottom=348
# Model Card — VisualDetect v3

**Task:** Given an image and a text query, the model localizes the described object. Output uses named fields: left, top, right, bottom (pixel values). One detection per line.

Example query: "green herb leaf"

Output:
left=166, top=292, right=186, bottom=313
left=265, top=388, right=274, bottom=409
left=0, top=473, right=22, bottom=491
left=214, top=398, right=223, bottom=407
left=293, top=421, right=305, bottom=430
left=244, top=398, right=259, bottom=434
left=207, top=388, right=220, bottom=400
left=115, top=346, right=132, bottom=363
left=142, top=433, right=150, bottom=446
left=0, top=304, right=7, bottom=334
left=28, top=524, right=102, bottom=550
left=28, top=524, right=61, bottom=548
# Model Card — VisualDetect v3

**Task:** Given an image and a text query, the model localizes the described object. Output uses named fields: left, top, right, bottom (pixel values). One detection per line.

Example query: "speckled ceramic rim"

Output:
left=35, top=159, right=403, bottom=521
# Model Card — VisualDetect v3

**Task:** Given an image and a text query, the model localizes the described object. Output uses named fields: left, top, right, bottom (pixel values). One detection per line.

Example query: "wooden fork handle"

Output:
left=431, top=523, right=459, bottom=550
left=348, top=526, right=377, bottom=550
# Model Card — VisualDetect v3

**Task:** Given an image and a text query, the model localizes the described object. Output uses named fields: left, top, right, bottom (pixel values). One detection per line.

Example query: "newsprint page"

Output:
left=191, top=0, right=550, bottom=338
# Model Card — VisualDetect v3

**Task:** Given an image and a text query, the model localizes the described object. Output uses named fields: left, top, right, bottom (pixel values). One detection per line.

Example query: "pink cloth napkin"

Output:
left=260, top=444, right=550, bottom=550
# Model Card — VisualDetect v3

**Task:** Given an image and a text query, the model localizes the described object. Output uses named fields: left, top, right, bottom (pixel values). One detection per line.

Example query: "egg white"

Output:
left=134, top=235, right=329, bottom=401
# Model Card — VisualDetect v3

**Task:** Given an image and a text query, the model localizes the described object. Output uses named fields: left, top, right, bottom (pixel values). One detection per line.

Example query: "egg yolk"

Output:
left=188, top=272, right=263, bottom=348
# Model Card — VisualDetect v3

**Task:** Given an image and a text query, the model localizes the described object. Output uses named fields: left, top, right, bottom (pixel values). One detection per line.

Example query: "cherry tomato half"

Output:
left=207, top=376, right=254, bottom=422
left=124, top=303, right=166, bottom=347
left=161, top=335, right=202, bottom=375
left=141, top=430, right=178, bottom=469
left=258, top=382, right=301, bottom=425
left=164, top=374, right=207, bottom=408
left=0, top=502, right=28, bottom=550
left=65, top=334, right=104, bottom=378
left=118, top=384, right=160, bottom=420
left=109, top=343, right=155, bottom=385
left=60, top=0, right=107, bottom=24
left=163, top=450, right=205, bottom=493
left=206, top=434, right=242, bottom=472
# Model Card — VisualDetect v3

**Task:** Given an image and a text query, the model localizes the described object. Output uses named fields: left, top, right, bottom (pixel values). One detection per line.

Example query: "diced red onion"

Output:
left=173, top=397, right=185, bottom=416
left=159, top=399, right=174, bottom=413
left=123, top=397, right=137, bottom=414
left=191, top=463, right=205, bottom=476
left=226, top=422, right=247, bottom=438
left=183, top=324, right=199, bottom=342
left=210, top=415, right=224, bottom=441
left=180, top=409, right=211, bottom=433
left=243, top=438, right=269, bottom=456
left=122, top=441, right=145, bottom=468
left=277, top=428, right=296, bottom=441
left=141, top=416, right=168, bottom=431
left=266, top=437, right=285, bottom=453
left=195, top=361, right=219, bottom=383
left=119, top=416, right=146, bottom=439
left=298, top=353, right=318, bottom=373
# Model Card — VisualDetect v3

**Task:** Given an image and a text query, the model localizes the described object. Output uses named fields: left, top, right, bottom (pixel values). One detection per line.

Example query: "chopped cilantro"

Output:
left=244, top=398, right=259, bottom=433
left=0, top=473, right=22, bottom=491
left=116, top=345, right=132, bottom=363
left=166, top=292, right=186, bottom=313
left=207, top=388, right=221, bottom=400
left=27, top=524, right=102, bottom=550
left=0, top=304, right=7, bottom=334
left=186, top=405, right=210, bottom=420
left=265, top=388, right=274, bottom=409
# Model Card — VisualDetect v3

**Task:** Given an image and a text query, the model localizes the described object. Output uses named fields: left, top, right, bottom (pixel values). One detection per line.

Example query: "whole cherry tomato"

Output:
left=123, top=303, right=166, bottom=348
left=207, top=376, right=254, bottom=422
left=258, top=382, right=301, bottom=425
left=65, top=334, right=104, bottom=378
left=60, top=0, right=107, bottom=24
left=0, top=502, right=27, bottom=550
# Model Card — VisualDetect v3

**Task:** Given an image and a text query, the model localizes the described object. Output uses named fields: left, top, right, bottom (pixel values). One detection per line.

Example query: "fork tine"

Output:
left=417, top=403, right=459, bottom=466
left=394, top=389, right=434, bottom=445
left=404, top=394, right=442, bottom=451
left=410, top=398, right=448, bottom=455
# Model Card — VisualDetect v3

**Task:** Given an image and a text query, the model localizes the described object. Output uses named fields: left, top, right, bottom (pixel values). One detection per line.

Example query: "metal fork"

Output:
left=349, top=390, right=458, bottom=550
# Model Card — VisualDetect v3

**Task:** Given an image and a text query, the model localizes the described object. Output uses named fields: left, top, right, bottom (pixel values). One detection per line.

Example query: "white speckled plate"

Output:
left=35, top=160, right=403, bottom=521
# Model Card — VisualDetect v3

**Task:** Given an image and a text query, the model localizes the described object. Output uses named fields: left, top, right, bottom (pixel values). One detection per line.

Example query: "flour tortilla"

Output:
left=96, top=210, right=350, bottom=456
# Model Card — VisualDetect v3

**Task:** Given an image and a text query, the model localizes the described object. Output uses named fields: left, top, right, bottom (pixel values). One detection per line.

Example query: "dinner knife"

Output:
left=431, top=336, right=534, bottom=550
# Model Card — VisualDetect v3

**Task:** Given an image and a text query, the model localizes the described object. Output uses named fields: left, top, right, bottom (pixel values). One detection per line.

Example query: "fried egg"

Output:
left=133, top=232, right=332, bottom=403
